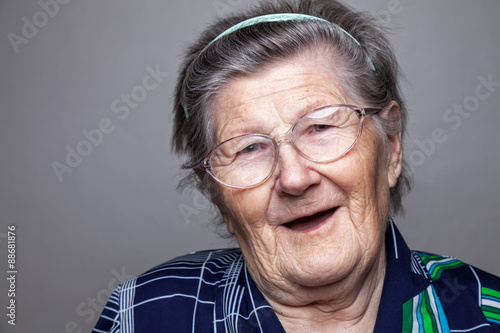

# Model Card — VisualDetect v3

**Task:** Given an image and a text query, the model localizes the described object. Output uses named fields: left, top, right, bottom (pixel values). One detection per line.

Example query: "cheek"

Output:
left=353, top=130, right=392, bottom=221
left=324, top=151, right=377, bottom=194
left=320, top=129, right=386, bottom=211
left=219, top=185, right=271, bottom=230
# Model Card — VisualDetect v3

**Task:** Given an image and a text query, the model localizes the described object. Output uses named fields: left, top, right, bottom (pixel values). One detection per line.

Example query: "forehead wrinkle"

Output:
left=216, top=52, right=346, bottom=112
left=213, top=82, right=316, bottom=138
left=273, top=84, right=348, bottom=124
left=278, top=82, right=347, bottom=106
left=221, top=80, right=323, bottom=112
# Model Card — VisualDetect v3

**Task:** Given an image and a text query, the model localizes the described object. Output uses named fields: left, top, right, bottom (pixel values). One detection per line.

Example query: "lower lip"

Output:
left=283, top=208, right=337, bottom=232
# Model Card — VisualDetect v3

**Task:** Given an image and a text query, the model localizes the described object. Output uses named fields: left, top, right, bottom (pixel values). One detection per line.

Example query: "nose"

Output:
left=274, top=139, right=321, bottom=196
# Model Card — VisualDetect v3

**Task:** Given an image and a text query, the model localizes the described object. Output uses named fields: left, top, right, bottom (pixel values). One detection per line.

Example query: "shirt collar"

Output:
left=374, top=218, right=431, bottom=332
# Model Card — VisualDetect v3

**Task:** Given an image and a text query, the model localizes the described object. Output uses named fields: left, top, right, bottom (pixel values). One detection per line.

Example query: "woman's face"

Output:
left=212, top=50, right=402, bottom=303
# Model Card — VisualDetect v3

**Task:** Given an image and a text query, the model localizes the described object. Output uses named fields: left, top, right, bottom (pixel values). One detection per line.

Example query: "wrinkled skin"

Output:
left=212, top=49, right=402, bottom=331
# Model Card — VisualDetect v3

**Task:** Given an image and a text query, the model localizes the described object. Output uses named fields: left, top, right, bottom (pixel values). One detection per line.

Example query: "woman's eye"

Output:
left=240, top=144, right=261, bottom=154
left=312, top=124, right=331, bottom=132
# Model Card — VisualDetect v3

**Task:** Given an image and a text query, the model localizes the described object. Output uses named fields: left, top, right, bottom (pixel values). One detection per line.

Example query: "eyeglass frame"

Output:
left=201, top=104, right=381, bottom=189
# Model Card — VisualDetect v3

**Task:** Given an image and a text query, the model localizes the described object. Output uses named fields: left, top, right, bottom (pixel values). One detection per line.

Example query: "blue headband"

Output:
left=184, top=13, right=375, bottom=119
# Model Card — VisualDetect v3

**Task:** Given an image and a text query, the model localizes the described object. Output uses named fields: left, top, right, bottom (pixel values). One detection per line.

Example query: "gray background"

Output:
left=0, top=0, right=499, bottom=331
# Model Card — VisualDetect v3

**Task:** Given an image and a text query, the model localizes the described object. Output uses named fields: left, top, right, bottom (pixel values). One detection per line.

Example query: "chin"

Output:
left=279, top=243, right=361, bottom=288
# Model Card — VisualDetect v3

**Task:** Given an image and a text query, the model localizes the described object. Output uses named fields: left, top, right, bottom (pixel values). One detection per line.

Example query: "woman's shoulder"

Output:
left=411, top=250, right=500, bottom=327
left=105, top=248, right=245, bottom=302
left=136, top=247, right=244, bottom=286
left=93, top=248, right=246, bottom=332
left=413, top=250, right=500, bottom=286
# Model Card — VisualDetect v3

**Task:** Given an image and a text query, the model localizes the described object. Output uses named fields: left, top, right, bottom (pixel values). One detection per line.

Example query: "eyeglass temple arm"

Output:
left=363, top=107, right=382, bottom=115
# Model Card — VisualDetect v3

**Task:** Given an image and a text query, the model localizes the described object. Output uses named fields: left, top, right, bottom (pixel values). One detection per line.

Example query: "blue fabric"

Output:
left=93, top=221, right=500, bottom=332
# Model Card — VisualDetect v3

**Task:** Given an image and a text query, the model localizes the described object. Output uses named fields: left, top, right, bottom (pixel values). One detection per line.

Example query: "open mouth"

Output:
left=283, top=207, right=338, bottom=231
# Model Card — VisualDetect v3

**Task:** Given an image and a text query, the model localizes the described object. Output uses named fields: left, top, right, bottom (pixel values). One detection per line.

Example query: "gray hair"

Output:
left=172, top=0, right=412, bottom=227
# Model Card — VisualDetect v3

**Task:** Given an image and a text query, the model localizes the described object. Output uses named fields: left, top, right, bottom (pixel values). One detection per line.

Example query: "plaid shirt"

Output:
left=93, top=220, right=500, bottom=332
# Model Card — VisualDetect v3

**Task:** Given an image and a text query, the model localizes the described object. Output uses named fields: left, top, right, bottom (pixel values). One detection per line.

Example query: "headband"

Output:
left=184, top=13, right=375, bottom=119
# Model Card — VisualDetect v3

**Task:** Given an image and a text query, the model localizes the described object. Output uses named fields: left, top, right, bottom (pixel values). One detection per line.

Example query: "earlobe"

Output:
left=387, top=132, right=403, bottom=188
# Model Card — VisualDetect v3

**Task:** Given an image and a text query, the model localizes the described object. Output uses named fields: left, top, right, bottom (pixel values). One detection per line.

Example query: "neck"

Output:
left=263, top=245, right=387, bottom=332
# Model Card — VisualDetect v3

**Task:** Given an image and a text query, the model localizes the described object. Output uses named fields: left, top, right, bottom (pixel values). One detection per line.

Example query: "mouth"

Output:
left=283, top=207, right=338, bottom=232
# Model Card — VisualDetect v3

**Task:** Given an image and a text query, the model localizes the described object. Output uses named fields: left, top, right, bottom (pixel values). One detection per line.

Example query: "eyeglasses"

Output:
left=202, top=104, right=380, bottom=189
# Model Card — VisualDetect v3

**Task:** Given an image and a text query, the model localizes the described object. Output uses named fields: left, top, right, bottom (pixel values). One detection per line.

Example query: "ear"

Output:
left=380, top=101, right=403, bottom=188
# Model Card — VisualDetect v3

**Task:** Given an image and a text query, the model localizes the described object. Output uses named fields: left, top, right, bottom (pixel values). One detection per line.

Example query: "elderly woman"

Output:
left=94, top=0, right=500, bottom=332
